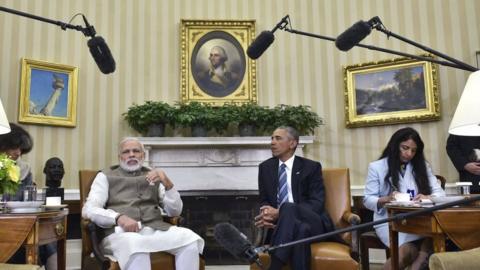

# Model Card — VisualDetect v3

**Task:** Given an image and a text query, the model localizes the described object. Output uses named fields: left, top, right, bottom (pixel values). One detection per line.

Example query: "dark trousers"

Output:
left=269, top=203, right=328, bottom=270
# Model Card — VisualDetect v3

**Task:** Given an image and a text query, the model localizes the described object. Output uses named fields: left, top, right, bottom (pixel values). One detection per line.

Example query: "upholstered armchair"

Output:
left=429, top=247, right=480, bottom=270
left=250, top=168, right=360, bottom=270
left=79, top=170, right=205, bottom=270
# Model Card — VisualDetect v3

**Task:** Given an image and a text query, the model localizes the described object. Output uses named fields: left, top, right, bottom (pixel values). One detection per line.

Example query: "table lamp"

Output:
left=448, top=70, right=480, bottom=136
left=0, top=98, right=10, bottom=134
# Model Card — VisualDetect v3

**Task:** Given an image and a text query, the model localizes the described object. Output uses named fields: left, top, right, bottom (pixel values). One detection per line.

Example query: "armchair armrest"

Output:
left=342, top=211, right=361, bottom=225
left=341, top=211, right=361, bottom=261
left=86, top=222, right=111, bottom=270
left=164, top=216, right=183, bottom=226
left=82, top=219, right=111, bottom=270
left=253, top=227, right=268, bottom=246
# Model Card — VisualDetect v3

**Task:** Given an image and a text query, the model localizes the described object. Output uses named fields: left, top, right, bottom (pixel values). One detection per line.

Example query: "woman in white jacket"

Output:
left=364, top=127, right=445, bottom=270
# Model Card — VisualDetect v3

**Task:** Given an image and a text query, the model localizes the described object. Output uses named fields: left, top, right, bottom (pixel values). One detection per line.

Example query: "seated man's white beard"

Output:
left=120, top=158, right=143, bottom=172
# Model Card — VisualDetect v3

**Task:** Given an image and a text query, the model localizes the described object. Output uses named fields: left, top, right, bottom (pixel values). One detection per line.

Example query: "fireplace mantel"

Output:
left=136, top=136, right=314, bottom=192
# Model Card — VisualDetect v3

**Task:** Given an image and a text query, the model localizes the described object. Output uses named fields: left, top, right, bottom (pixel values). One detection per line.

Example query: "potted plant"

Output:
left=270, top=104, right=323, bottom=135
left=211, top=103, right=237, bottom=136
left=123, top=101, right=174, bottom=136
left=174, top=102, right=217, bottom=137
left=230, top=103, right=270, bottom=136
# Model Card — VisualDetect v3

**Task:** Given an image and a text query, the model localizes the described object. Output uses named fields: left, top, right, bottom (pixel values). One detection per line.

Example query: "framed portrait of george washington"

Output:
left=180, top=19, right=257, bottom=105
left=343, top=55, right=440, bottom=128
left=18, top=58, right=78, bottom=127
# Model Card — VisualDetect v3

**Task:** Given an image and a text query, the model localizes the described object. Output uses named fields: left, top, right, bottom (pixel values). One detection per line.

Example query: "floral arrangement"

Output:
left=0, top=153, right=20, bottom=195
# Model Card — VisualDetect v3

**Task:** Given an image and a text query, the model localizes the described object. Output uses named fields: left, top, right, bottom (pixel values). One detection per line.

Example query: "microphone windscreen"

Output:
left=87, top=36, right=116, bottom=74
left=214, top=222, right=252, bottom=259
left=335, top=20, right=372, bottom=51
left=247, top=31, right=275, bottom=59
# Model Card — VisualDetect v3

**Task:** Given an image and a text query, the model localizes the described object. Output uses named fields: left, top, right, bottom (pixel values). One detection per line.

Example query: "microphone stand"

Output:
left=263, top=195, right=480, bottom=252
left=0, top=5, right=93, bottom=37
left=277, top=16, right=478, bottom=72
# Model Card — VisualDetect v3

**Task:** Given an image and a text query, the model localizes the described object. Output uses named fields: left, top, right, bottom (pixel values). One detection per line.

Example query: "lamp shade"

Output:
left=448, top=70, right=480, bottom=136
left=0, top=98, right=10, bottom=134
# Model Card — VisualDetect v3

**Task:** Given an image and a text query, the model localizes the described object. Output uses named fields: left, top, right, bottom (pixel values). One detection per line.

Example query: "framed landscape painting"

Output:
left=180, top=19, right=257, bottom=105
left=343, top=56, right=440, bottom=128
left=18, top=58, right=78, bottom=127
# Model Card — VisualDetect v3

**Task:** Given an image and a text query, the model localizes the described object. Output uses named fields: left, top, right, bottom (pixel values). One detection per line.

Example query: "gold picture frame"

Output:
left=180, top=19, right=257, bottom=105
left=343, top=55, right=440, bottom=128
left=18, top=58, right=78, bottom=127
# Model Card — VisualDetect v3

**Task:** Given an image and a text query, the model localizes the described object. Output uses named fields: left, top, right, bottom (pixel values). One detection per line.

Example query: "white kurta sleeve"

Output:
left=82, top=172, right=119, bottom=228
left=159, top=185, right=183, bottom=217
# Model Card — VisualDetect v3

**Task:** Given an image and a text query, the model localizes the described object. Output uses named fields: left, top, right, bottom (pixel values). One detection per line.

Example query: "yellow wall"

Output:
left=1, top=0, right=478, bottom=189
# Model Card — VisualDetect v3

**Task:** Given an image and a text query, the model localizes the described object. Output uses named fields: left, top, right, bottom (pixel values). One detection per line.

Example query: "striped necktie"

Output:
left=277, top=163, right=288, bottom=206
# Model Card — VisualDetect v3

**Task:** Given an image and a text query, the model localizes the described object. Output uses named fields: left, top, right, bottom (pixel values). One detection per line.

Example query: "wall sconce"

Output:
left=476, top=50, right=480, bottom=68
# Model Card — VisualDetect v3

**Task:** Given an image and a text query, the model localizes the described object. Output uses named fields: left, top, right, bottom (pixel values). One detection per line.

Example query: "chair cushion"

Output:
left=429, top=247, right=480, bottom=270
left=0, top=264, right=41, bottom=270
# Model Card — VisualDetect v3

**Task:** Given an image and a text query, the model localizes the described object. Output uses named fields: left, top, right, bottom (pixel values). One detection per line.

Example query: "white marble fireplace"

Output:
left=136, top=136, right=314, bottom=193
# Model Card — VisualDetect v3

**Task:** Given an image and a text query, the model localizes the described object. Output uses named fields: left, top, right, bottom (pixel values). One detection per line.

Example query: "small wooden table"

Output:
left=386, top=205, right=480, bottom=270
left=0, top=209, right=68, bottom=270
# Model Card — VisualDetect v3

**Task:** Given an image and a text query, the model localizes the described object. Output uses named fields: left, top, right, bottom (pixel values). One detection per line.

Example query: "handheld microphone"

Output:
left=214, top=222, right=264, bottom=268
left=247, top=15, right=289, bottom=59
left=82, top=15, right=116, bottom=74
left=335, top=20, right=372, bottom=51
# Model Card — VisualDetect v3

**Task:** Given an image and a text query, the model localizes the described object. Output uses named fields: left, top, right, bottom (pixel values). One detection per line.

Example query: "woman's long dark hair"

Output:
left=379, top=127, right=431, bottom=195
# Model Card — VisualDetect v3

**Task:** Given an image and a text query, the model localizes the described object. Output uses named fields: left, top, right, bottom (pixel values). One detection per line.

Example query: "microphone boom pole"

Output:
left=282, top=27, right=473, bottom=71
left=266, top=195, right=480, bottom=252
left=372, top=22, right=478, bottom=72
left=0, top=6, right=89, bottom=36
left=1, top=5, right=116, bottom=74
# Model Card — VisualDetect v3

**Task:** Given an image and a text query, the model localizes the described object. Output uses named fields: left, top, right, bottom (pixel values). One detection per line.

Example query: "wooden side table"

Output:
left=0, top=209, right=68, bottom=270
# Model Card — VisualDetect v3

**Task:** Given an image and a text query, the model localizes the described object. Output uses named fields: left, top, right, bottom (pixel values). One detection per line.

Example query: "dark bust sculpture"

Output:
left=43, top=157, right=65, bottom=201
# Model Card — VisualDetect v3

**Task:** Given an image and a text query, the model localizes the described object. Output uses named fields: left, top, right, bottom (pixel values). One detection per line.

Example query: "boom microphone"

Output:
left=247, top=15, right=289, bottom=59
left=83, top=15, right=116, bottom=74
left=247, top=31, right=275, bottom=59
left=87, top=36, right=116, bottom=74
left=335, top=20, right=372, bottom=51
left=214, top=222, right=264, bottom=268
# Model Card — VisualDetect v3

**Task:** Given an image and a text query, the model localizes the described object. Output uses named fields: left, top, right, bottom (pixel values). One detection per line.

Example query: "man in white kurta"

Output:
left=82, top=138, right=204, bottom=270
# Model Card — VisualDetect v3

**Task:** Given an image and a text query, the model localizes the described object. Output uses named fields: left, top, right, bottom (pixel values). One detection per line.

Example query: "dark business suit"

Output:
left=258, top=156, right=335, bottom=270
left=446, top=134, right=480, bottom=193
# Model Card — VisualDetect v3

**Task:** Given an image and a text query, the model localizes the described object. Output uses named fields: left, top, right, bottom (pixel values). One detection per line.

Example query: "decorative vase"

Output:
left=146, top=123, right=165, bottom=137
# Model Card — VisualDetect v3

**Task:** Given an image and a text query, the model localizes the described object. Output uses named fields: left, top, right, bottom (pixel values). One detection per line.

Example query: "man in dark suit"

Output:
left=446, top=134, right=480, bottom=193
left=254, top=126, right=335, bottom=270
